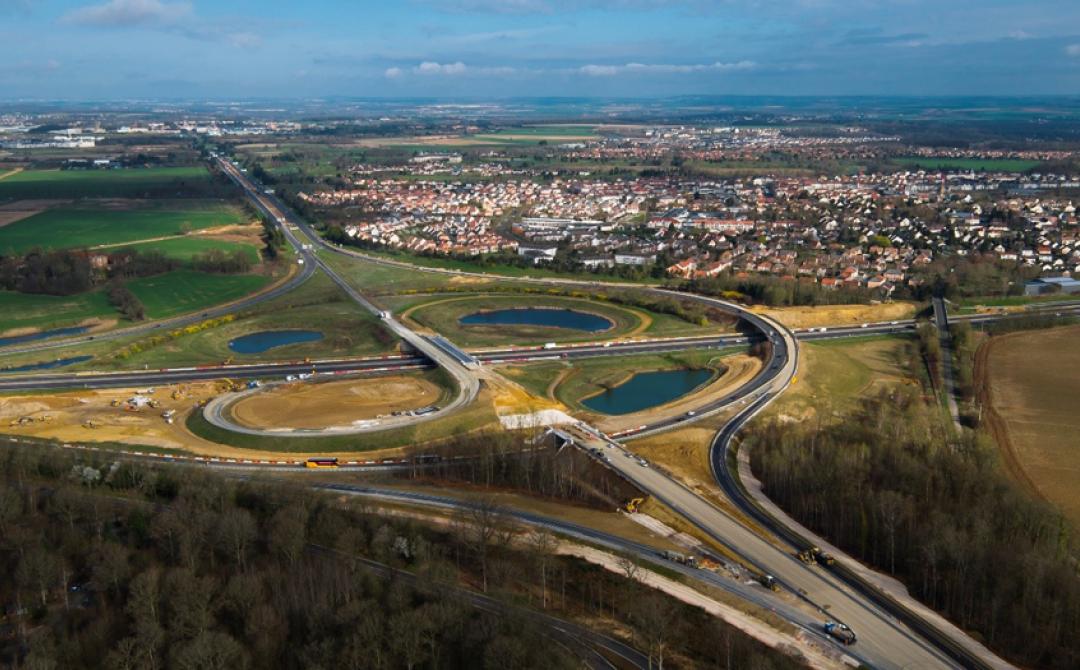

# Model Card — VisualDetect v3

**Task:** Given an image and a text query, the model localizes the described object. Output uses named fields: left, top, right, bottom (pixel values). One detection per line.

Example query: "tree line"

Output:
left=0, top=443, right=802, bottom=670
left=0, top=248, right=175, bottom=297
left=746, top=388, right=1080, bottom=669
left=684, top=273, right=879, bottom=307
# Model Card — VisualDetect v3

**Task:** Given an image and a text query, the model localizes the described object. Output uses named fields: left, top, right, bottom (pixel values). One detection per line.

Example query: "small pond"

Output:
left=0, top=326, right=89, bottom=348
left=580, top=368, right=713, bottom=415
left=0, top=355, right=92, bottom=374
left=460, top=307, right=613, bottom=333
left=228, top=330, right=324, bottom=354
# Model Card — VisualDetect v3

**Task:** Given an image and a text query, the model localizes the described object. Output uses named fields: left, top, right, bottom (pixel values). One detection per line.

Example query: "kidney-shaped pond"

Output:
left=459, top=307, right=613, bottom=333
left=228, top=330, right=324, bottom=354
left=581, top=368, right=713, bottom=415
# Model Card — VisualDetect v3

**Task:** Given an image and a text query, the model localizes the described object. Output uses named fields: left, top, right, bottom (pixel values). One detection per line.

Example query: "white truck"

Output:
left=543, top=342, right=557, bottom=350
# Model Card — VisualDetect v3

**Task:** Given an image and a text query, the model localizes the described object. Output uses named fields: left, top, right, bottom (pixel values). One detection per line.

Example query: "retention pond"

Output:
left=228, top=330, right=324, bottom=354
left=460, top=307, right=612, bottom=332
left=581, top=368, right=713, bottom=415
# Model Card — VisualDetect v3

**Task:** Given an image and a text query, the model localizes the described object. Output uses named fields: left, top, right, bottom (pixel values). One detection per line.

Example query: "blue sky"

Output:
left=3, top=0, right=1080, bottom=99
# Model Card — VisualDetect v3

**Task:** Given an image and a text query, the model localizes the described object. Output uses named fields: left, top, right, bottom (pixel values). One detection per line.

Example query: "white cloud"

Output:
left=579, top=60, right=756, bottom=75
left=417, top=60, right=468, bottom=75
left=1067, top=44, right=1080, bottom=57
left=63, top=0, right=192, bottom=27
left=384, top=66, right=404, bottom=78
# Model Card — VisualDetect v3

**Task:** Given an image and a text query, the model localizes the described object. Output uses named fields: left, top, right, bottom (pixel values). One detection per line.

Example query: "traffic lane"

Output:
left=595, top=439, right=956, bottom=670
left=0, top=359, right=431, bottom=391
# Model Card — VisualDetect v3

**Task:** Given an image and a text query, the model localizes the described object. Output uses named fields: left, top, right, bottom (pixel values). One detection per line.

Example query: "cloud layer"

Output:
left=63, top=0, right=192, bottom=27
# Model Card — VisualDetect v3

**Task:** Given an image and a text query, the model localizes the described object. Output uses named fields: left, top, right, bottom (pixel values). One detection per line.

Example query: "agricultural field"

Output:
left=0, top=167, right=217, bottom=200
left=981, top=325, right=1080, bottom=526
left=0, top=202, right=247, bottom=254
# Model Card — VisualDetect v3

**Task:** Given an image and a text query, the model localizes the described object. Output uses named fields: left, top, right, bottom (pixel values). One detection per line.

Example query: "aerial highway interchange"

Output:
left=0, top=156, right=1053, bottom=670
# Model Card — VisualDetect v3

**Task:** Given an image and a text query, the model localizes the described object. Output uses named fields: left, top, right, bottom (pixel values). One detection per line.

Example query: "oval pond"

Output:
left=228, top=330, right=324, bottom=354
left=460, top=307, right=613, bottom=333
left=581, top=368, right=713, bottom=415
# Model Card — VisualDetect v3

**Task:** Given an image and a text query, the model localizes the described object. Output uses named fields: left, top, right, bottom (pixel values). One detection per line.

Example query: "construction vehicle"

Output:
left=824, top=621, right=857, bottom=646
left=623, top=497, right=645, bottom=513
left=813, top=547, right=836, bottom=566
left=661, top=550, right=698, bottom=568
left=797, top=549, right=817, bottom=565
left=759, top=574, right=779, bottom=591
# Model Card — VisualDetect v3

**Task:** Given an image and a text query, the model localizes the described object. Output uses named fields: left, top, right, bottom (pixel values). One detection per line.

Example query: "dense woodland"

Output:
left=747, top=388, right=1080, bottom=669
left=0, top=445, right=801, bottom=670
left=396, top=431, right=641, bottom=509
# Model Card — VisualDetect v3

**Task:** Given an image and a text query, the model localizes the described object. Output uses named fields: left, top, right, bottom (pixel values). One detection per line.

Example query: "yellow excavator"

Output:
left=623, top=497, right=646, bottom=513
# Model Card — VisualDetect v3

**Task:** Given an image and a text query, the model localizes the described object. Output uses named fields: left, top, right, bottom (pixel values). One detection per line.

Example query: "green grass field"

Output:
left=0, top=203, right=245, bottom=254
left=120, top=236, right=260, bottom=263
left=0, top=290, right=114, bottom=334
left=763, top=335, right=914, bottom=420
left=892, top=157, right=1041, bottom=172
left=0, top=269, right=275, bottom=335
left=0, top=167, right=215, bottom=200
left=127, top=270, right=272, bottom=320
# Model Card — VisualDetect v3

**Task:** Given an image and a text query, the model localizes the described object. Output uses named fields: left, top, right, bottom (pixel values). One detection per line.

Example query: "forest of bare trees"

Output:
left=0, top=444, right=800, bottom=670
left=747, top=387, right=1080, bottom=669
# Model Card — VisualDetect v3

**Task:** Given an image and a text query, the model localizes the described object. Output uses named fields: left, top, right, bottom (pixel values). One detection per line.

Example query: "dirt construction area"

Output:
left=0, top=381, right=229, bottom=452
left=753, top=301, right=916, bottom=329
left=979, top=325, right=1080, bottom=526
left=230, top=374, right=445, bottom=430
